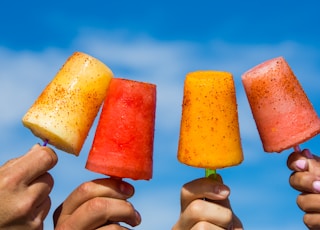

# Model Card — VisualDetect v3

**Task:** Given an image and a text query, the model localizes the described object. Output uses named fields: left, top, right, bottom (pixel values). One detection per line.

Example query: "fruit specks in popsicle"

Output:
left=178, top=71, right=243, bottom=169
left=22, top=52, right=113, bottom=155
left=86, top=78, right=156, bottom=180
left=242, top=56, right=320, bottom=152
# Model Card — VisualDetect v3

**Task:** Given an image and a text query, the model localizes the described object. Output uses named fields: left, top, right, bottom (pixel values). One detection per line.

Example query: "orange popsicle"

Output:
left=22, top=52, right=113, bottom=155
left=177, top=71, right=243, bottom=170
left=242, top=56, right=320, bottom=153
left=86, top=78, right=156, bottom=180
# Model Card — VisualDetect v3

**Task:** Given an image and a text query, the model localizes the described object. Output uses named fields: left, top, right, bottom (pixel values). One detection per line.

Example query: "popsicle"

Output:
left=85, top=78, right=156, bottom=180
left=177, top=71, right=243, bottom=172
left=241, top=56, right=320, bottom=153
left=22, top=52, right=113, bottom=155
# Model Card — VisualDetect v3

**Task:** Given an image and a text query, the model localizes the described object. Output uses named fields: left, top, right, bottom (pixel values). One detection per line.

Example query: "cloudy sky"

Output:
left=1, top=1, right=320, bottom=229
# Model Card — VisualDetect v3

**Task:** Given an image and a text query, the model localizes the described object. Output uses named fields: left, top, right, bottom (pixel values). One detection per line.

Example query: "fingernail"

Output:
left=135, top=210, right=141, bottom=225
left=214, top=185, right=229, bottom=196
left=313, top=181, right=320, bottom=193
left=296, top=159, right=306, bottom=170
left=31, top=143, right=41, bottom=150
left=120, top=183, right=134, bottom=196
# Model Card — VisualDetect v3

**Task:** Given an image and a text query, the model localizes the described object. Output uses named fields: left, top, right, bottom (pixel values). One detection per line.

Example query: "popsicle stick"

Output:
left=203, top=169, right=216, bottom=201
left=294, top=145, right=313, bottom=159
left=293, top=145, right=301, bottom=152
left=205, top=168, right=217, bottom=178
left=43, top=139, right=49, bottom=146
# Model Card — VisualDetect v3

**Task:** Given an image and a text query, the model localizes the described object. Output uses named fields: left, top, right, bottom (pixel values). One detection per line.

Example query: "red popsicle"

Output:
left=86, top=78, right=157, bottom=180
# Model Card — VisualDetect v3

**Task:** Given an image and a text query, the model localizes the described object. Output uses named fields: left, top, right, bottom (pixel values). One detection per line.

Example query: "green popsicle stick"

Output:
left=205, top=168, right=216, bottom=178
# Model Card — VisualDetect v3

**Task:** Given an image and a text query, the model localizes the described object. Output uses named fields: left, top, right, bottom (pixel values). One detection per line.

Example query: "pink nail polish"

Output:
left=296, top=159, right=306, bottom=170
left=312, top=181, right=320, bottom=193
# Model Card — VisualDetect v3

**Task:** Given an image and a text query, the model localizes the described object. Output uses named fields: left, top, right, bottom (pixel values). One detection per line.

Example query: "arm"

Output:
left=172, top=175, right=243, bottom=230
left=53, top=178, right=141, bottom=230
left=0, top=144, right=57, bottom=229
left=287, top=149, right=320, bottom=229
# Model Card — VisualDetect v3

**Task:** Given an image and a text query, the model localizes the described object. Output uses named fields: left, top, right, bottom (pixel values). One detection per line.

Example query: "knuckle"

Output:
left=13, top=198, right=34, bottom=218
left=0, top=173, right=14, bottom=189
left=76, top=181, right=94, bottom=196
left=86, top=197, right=107, bottom=212
left=188, top=199, right=204, bottom=216
left=0, top=160, right=21, bottom=188
left=28, top=219, right=43, bottom=230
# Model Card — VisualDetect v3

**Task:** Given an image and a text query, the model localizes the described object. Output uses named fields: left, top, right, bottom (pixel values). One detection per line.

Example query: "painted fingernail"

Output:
left=296, top=159, right=306, bottom=170
left=312, top=181, right=320, bottom=193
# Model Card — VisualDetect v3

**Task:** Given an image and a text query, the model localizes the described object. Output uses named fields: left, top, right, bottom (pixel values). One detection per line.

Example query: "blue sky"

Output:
left=1, top=1, right=320, bottom=229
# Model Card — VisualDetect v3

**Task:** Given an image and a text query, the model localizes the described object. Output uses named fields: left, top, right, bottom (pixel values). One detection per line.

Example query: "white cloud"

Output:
left=0, top=48, right=66, bottom=127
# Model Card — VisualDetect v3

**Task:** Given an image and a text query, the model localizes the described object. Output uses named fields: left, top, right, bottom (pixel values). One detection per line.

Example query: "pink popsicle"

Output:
left=242, top=56, right=320, bottom=153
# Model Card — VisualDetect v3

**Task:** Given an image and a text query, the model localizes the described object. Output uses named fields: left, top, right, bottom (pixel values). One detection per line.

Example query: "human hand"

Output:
left=172, top=175, right=243, bottom=230
left=53, top=178, right=141, bottom=230
left=287, top=149, right=320, bottom=229
left=0, top=144, right=57, bottom=230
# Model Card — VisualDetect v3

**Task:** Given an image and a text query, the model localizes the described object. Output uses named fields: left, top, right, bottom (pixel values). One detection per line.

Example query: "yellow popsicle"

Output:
left=177, top=71, right=243, bottom=169
left=22, top=52, right=113, bottom=155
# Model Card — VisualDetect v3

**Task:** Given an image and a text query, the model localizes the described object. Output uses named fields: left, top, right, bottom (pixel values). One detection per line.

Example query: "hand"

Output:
left=53, top=178, right=141, bottom=230
left=0, top=144, right=57, bottom=230
left=172, top=175, right=243, bottom=230
left=287, top=149, right=320, bottom=229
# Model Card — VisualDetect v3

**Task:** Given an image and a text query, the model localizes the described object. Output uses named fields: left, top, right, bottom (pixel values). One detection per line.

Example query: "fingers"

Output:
left=192, top=223, right=223, bottom=230
left=28, top=172, right=54, bottom=207
left=289, top=171, right=317, bottom=193
left=0, top=145, right=56, bottom=229
left=58, top=178, right=135, bottom=216
left=181, top=176, right=230, bottom=211
left=191, top=221, right=224, bottom=230
left=56, top=197, right=141, bottom=229
left=287, top=149, right=320, bottom=171
left=53, top=178, right=139, bottom=229
left=182, top=199, right=233, bottom=229
left=297, top=193, right=320, bottom=212
left=296, top=193, right=320, bottom=230
left=96, top=224, right=133, bottom=230
left=288, top=149, right=320, bottom=193
left=173, top=176, right=235, bottom=230
left=303, top=213, right=320, bottom=230
left=287, top=149, right=312, bottom=171
left=32, top=196, right=52, bottom=225
left=288, top=150, right=320, bottom=229
left=15, top=144, right=58, bottom=184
